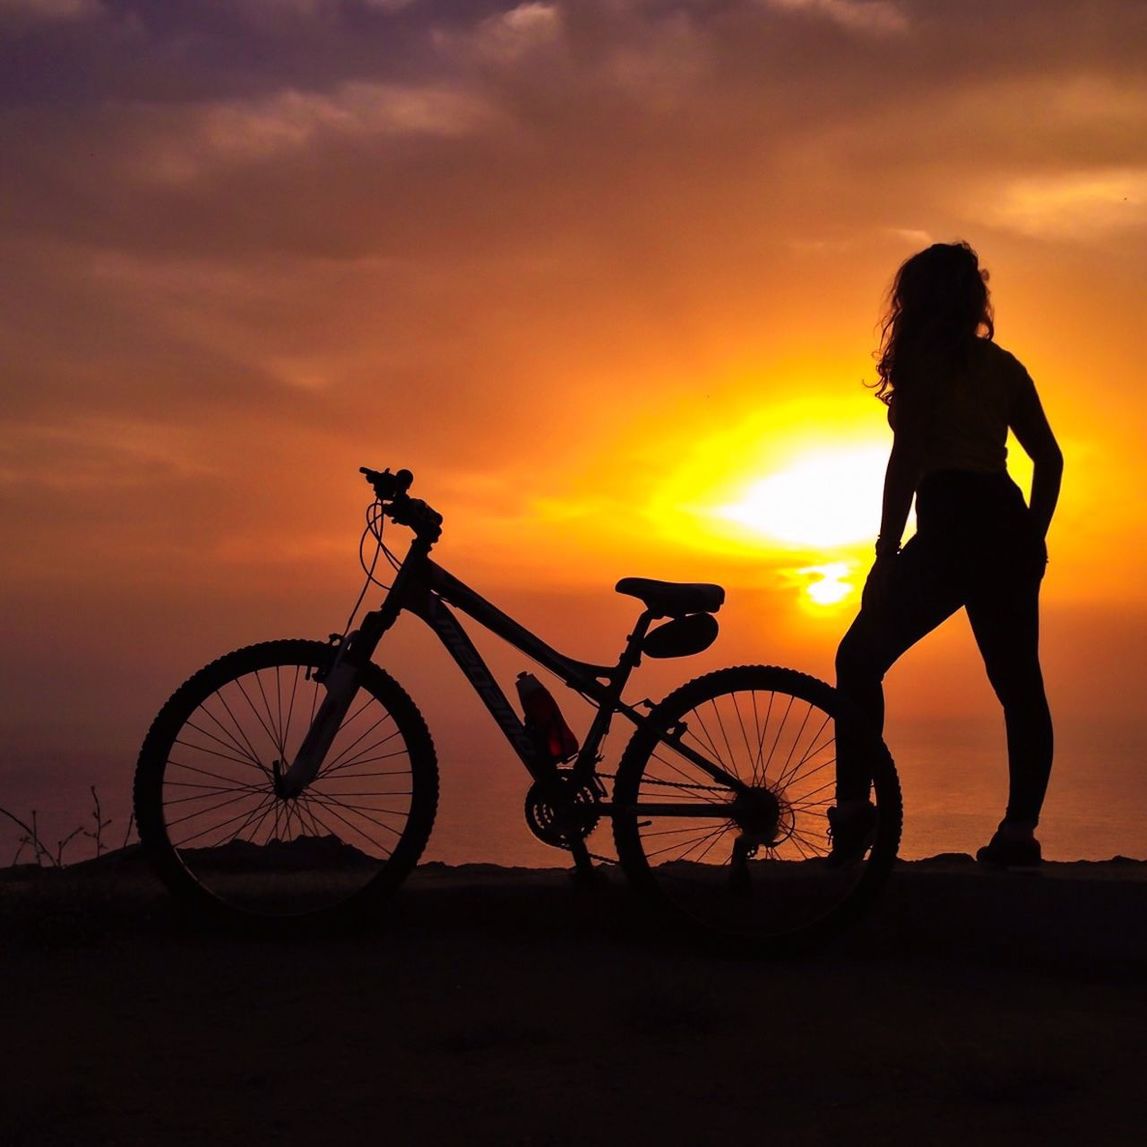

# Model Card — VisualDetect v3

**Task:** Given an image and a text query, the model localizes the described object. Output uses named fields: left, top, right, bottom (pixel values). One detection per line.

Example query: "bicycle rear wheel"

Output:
left=134, top=639, right=438, bottom=923
left=612, top=665, right=900, bottom=954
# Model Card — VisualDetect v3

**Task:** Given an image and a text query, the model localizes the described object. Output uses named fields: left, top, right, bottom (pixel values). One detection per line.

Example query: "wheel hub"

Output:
left=731, top=787, right=795, bottom=847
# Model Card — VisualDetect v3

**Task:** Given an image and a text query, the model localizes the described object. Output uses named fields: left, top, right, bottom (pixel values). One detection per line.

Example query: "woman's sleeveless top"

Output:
left=887, top=339, right=1035, bottom=477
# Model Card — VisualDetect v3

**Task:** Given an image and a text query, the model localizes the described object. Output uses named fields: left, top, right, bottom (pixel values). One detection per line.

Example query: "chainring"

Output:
left=524, top=774, right=601, bottom=850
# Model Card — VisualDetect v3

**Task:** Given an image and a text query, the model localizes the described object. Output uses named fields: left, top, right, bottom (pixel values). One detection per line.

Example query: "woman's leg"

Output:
left=965, top=571, right=1053, bottom=826
left=834, top=536, right=964, bottom=802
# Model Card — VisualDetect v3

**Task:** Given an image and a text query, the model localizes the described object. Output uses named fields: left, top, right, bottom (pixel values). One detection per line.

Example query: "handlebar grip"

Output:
left=359, top=466, right=413, bottom=498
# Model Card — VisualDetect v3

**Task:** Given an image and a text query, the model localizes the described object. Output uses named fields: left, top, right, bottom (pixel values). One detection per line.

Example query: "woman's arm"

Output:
left=1010, top=379, right=1063, bottom=538
left=863, top=432, right=921, bottom=610
left=876, top=433, right=921, bottom=554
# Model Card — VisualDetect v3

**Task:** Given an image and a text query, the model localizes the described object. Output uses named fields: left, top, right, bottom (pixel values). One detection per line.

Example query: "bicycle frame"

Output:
left=279, top=527, right=750, bottom=816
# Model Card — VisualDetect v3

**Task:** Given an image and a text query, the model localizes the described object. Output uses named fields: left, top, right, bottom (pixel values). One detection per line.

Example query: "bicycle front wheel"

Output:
left=134, top=639, right=438, bottom=922
left=612, top=665, right=901, bottom=954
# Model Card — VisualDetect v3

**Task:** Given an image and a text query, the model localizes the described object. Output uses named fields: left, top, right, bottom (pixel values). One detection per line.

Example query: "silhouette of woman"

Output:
left=831, top=242, right=1063, bottom=867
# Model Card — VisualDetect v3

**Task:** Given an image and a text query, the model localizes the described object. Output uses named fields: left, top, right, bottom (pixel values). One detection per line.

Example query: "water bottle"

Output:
left=515, top=672, right=579, bottom=763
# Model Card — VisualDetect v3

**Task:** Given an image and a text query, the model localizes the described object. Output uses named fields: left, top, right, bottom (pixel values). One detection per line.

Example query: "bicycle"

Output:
left=134, top=467, right=902, bottom=952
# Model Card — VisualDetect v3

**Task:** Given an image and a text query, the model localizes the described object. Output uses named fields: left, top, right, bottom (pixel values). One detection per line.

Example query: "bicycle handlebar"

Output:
left=359, top=466, right=413, bottom=499
left=360, top=466, right=443, bottom=541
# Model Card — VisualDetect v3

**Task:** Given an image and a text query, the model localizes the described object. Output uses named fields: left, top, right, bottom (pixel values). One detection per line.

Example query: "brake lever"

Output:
left=359, top=466, right=413, bottom=500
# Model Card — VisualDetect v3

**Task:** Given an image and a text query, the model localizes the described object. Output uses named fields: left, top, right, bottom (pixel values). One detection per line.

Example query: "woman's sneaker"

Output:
left=826, top=801, right=877, bottom=866
left=975, top=835, right=1042, bottom=868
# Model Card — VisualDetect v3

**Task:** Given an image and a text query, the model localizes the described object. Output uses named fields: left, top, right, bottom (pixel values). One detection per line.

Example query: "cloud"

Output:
left=0, top=418, right=214, bottom=492
left=150, top=81, right=498, bottom=181
left=763, top=0, right=907, bottom=36
left=991, top=168, right=1147, bottom=240
left=469, top=1, right=562, bottom=63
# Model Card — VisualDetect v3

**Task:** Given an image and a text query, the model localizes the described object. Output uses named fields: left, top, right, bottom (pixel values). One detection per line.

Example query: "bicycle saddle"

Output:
left=615, top=577, right=725, bottom=617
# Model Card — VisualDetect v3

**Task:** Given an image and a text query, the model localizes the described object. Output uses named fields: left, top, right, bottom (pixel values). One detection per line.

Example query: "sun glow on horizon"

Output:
left=797, top=561, right=856, bottom=607
left=714, top=445, right=887, bottom=548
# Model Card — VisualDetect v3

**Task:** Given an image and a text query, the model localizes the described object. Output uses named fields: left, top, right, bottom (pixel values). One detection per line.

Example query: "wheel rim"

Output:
left=620, top=680, right=891, bottom=947
left=156, top=653, right=420, bottom=916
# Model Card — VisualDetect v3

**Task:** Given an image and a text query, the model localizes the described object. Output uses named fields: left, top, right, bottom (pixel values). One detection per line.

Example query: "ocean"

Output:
left=421, top=714, right=1144, bottom=868
left=2, top=714, right=1141, bottom=871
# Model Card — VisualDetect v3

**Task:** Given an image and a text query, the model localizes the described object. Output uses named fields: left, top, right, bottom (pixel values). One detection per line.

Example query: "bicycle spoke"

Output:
left=230, top=792, right=280, bottom=846
left=775, top=711, right=833, bottom=791
left=254, top=669, right=284, bottom=761
left=318, top=733, right=407, bottom=779
left=190, top=699, right=264, bottom=765
left=753, top=690, right=775, bottom=781
left=693, top=828, right=734, bottom=866
left=677, top=822, right=734, bottom=864
left=166, top=758, right=268, bottom=792
left=781, top=758, right=836, bottom=798
left=163, top=790, right=265, bottom=829
left=281, top=664, right=304, bottom=755
left=179, top=721, right=264, bottom=772
left=748, top=691, right=767, bottom=783
left=709, top=697, right=740, bottom=779
left=771, top=699, right=816, bottom=789
left=315, top=767, right=411, bottom=780
left=232, top=676, right=286, bottom=761
left=646, top=743, right=734, bottom=803
left=163, top=787, right=259, bottom=809
left=730, top=690, right=760, bottom=786
left=206, top=692, right=270, bottom=776
left=173, top=735, right=268, bottom=774
left=789, top=826, right=829, bottom=857
left=306, top=789, right=412, bottom=799
left=304, top=791, right=411, bottom=824
left=302, top=794, right=402, bottom=847
left=173, top=793, right=275, bottom=849
left=789, top=776, right=835, bottom=806
left=166, top=787, right=265, bottom=831
left=320, top=712, right=398, bottom=774
left=163, top=775, right=262, bottom=794
left=642, top=821, right=732, bottom=862
left=687, top=707, right=734, bottom=782
left=299, top=799, right=394, bottom=860
left=293, top=797, right=327, bottom=840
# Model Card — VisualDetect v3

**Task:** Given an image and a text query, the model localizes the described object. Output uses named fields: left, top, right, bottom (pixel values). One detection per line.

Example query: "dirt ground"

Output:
left=3, top=857, right=1147, bottom=1146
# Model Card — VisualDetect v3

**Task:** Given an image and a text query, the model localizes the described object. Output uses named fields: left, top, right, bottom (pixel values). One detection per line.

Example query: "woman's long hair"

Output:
left=873, top=241, right=994, bottom=405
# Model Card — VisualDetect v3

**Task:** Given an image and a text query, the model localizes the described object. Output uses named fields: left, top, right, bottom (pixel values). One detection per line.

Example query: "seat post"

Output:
left=619, top=609, right=656, bottom=677
left=570, top=608, right=655, bottom=783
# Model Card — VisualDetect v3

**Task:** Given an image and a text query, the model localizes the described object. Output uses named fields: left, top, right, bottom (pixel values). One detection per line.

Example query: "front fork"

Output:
left=272, top=606, right=394, bottom=799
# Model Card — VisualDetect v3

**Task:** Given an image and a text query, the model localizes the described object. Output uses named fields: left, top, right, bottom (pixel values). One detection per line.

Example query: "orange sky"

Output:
left=2, top=0, right=1145, bottom=852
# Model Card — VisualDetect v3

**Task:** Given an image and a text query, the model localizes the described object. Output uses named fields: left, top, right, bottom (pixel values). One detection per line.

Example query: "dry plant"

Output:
left=0, top=786, right=135, bottom=868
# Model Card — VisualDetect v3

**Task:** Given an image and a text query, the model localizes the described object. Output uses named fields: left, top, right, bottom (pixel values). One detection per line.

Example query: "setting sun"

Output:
left=797, top=562, right=857, bottom=607
left=715, top=446, right=888, bottom=548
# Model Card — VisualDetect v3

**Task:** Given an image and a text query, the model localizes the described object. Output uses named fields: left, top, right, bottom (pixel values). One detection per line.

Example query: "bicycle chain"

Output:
left=578, top=771, right=730, bottom=867
left=593, top=770, right=727, bottom=796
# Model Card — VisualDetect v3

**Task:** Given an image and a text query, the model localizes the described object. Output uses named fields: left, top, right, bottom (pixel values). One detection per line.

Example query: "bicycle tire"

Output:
left=612, top=665, right=901, bottom=954
left=134, top=639, right=438, bottom=924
